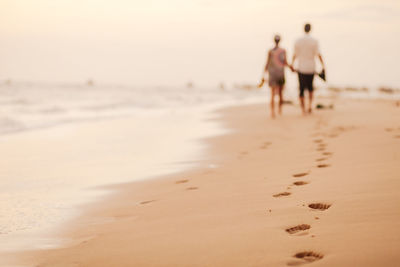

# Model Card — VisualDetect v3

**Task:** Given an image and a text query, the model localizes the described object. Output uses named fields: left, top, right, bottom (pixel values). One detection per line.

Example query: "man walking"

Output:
left=292, top=23, right=325, bottom=115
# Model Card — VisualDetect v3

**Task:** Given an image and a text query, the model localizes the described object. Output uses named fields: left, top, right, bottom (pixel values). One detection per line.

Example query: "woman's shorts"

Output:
left=268, top=74, right=285, bottom=87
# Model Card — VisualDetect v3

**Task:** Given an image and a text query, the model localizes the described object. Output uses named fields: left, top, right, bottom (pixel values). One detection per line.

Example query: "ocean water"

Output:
left=0, top=81, right=398, bottom=256
left=0, top=82, right=261, bottom=135
left=0, top=80, right=397, bottom=135
left=0, top=82, right=268, bottom=254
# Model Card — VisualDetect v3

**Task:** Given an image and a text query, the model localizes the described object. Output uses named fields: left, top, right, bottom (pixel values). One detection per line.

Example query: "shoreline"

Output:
left=7, top=97, right=400, bottom=266
left=0, top=104, right=226, bottom=259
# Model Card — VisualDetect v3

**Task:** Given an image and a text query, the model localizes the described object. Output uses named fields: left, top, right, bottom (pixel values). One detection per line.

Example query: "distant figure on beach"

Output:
left=260, top=35, right=291, bottom=119
left=292, top=23, right=325, bottom=115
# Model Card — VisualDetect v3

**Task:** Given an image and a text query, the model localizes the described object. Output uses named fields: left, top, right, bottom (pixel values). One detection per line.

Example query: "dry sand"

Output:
left=9, top=98, right=400, bottom=266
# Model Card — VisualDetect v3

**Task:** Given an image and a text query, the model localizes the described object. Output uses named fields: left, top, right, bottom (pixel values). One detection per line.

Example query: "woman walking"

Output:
left=260, top=35, right=292, bottom=118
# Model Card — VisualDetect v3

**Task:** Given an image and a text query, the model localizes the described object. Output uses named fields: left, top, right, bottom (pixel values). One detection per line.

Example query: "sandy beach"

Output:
left=4, top=97, right=400, bottom=266
left=2, top=0, right=400, bottom=266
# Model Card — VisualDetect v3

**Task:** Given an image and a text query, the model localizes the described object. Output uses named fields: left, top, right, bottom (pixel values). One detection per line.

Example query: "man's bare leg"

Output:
left=300, top=96, right=306, bottom=115
left=308, top=91, right=313, bottom=114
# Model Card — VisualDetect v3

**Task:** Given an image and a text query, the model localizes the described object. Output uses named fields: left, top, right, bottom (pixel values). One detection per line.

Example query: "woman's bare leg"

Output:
left=278, top=86, right=283, bottom=115
left=270, top=86, right=276, bottom=118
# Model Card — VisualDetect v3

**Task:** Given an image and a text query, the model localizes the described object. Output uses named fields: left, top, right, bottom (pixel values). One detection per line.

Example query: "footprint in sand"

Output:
left=316, top=158, right=328, bottom=162
left=139, top=200, right=156, bottom=205
left=316, top=147, right=326, bottom=152
left=308, top=203, right=331, bottom=210
left=317, top=164, right=330, bottom=168
left=322, top=152, right=333, bottom=156
left=186, top=187, right=198, bottom=190
left=313, top=139, right=323, bottom=144
left=292, top=172, right=309, bottom=178
left=175, top=179, right=189, bottom=184
left=385, top=128, right=394, bottom=132
left=260, top=142, right=272, bottom=149
left=238, top=151, right=249, bottom=159
left=287, top=251, right=324, bottom=266
left=286, top=224, right=311, bottom=234
left=394, top=135, right=400, bottom=139
left=293, top=181, right=308, bottom=186
left=273, top=192, right=291, bottom=198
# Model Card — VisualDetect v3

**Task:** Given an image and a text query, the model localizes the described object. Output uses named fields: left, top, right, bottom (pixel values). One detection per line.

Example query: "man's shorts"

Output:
left=298, top=73, right=314, bottom=97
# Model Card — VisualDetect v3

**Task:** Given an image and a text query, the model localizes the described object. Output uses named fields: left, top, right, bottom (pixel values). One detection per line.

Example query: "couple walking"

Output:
left=260, top=23, right=325, bottom=118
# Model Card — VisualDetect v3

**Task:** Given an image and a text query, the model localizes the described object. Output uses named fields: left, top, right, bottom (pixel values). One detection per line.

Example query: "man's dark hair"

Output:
left=304, top=23, right=311, bottom=33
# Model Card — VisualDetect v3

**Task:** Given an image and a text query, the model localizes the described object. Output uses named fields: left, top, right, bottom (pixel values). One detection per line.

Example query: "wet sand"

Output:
left=9, top=98, right=400, bottom=266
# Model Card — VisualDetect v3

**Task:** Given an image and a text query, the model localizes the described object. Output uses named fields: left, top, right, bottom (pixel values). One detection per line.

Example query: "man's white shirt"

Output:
left=294, top=34, right=320, bottom=74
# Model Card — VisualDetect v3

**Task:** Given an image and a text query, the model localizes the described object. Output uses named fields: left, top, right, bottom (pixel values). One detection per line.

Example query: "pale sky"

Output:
left=0, top=0, right=399, bottom=87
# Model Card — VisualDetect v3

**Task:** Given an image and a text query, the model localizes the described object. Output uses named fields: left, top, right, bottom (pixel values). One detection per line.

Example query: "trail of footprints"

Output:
left=271, top=136, right=334, bottom=265
left=139, top=123, right=395, bottom=263
left=139, top=134, right=337, bottom=263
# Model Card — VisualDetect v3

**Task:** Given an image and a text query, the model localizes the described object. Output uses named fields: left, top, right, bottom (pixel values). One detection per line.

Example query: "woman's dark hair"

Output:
left=274, top=35, right=281, bottom=44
